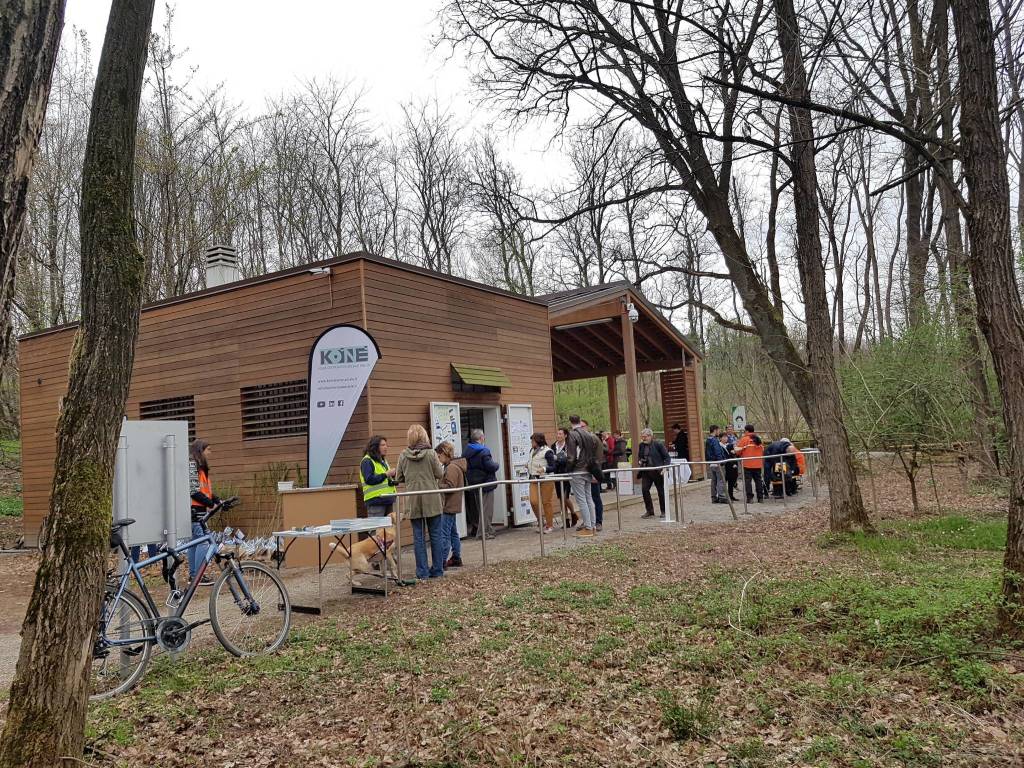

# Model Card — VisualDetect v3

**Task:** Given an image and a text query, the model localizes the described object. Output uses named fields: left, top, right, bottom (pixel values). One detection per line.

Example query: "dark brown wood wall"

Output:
left=660, top=366, right=705, bottom=479
left=19, top=263, right=368, bottom=541
left=361, top=261, right=556, bottom=457
left=18, top=257, right=557, bottom=543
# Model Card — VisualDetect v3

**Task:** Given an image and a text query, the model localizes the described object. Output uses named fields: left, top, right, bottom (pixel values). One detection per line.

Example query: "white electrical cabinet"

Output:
left=112, top=420, right=191, bottom=548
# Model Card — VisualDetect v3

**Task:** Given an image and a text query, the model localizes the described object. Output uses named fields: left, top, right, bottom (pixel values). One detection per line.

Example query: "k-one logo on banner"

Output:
left=307, top=325, right=381, bottom=488
left=319, top=346, right=369, bottom=365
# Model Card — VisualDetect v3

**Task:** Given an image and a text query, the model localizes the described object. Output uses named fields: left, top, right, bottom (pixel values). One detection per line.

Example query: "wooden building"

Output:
left=18, top=252, right=702, bottom=544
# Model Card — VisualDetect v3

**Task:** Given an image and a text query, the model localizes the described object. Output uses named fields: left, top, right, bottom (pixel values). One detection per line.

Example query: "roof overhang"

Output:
left=542, top=282, right=701, bottom=382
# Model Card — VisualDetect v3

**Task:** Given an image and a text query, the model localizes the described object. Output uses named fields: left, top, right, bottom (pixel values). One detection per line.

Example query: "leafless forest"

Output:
left=7, top=3, right=1023, bottom=445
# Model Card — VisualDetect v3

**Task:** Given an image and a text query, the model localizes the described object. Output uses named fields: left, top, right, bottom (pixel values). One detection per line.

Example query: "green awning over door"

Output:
left=450, top=363, right=512, bottom=388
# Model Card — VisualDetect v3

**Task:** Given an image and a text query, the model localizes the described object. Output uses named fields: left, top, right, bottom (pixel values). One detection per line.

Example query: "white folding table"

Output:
left=272, top=517, right=393, bottom=615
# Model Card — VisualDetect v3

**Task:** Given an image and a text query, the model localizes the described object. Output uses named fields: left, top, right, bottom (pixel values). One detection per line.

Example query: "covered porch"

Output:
left=542, top=282, right=704, bottom=473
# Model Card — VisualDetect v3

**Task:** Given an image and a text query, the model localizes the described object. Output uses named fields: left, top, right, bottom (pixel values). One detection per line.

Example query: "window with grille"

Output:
left=240, top=379, right=307, bottom=440
left=139, top=395, right=196, bottom=441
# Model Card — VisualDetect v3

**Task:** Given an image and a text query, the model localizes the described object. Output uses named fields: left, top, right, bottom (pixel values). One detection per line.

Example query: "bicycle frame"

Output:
left=100, top=531, right=222, bottom=647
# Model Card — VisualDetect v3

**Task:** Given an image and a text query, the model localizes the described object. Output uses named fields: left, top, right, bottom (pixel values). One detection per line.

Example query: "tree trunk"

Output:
left=0, top=0, right=66, bottom=369
left=773, top=0, right=872, bottom=532
left=0, top=0, right=156, bottom=763
left=935, top=0, right=1000, bottom=474
left=949, top=0, right=1024, bottom=635
left=904, top=155, right=928, bottom=329
left=905, top=0, right=930, bottom=331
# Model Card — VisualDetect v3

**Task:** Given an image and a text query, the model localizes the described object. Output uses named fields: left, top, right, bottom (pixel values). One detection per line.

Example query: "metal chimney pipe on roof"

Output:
left=204, top=244, right=239, bottom=288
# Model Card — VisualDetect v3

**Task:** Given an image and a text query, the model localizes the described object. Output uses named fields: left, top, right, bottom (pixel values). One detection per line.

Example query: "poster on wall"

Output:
left=731, top=405, right=747, bottom=433
left=307, top=324, right=381, bottom=488
left=430, top=402, right=462, bottom=454
left=506, top=404, right=536, bottom=525
left=430, top=402, right=467, bottom=537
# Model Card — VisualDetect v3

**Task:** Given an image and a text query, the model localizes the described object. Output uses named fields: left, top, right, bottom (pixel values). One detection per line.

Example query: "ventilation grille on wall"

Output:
left=139, top=395, right=196, bottom=442
left=240, top=379, right=307, bottom=440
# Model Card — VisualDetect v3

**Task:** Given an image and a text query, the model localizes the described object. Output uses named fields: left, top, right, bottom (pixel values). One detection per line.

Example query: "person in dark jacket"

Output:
left=553, top=427, right=579, bottom=528
left=671, top=423, right=690, bottom=461
left=705, top=425, right=728, bottom=503
left=565, top=415, right=601, bottom=536
left=722, top=426, right=739, bottom=501
left=188, top=438, right=220, bottom=586
left=360, top=435, right=397, bottom=516
left=638, top=428, right=671, bottom=518
left=464, top=429, right=500, bottom=538
left=612, top=432, right=627, bottom=464
left=765, top=438, right=798, bottom=498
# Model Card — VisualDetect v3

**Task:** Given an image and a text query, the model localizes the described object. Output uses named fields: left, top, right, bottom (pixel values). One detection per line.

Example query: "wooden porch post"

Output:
left=607, top=374, right=619, bottom=432
left=621, top=309, right=642, bottom=466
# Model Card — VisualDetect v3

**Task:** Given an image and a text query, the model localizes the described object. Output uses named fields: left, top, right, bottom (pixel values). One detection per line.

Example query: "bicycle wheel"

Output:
left=209, top=561, right=291, bottom=657
left=90, top=588, right=153, bottom=700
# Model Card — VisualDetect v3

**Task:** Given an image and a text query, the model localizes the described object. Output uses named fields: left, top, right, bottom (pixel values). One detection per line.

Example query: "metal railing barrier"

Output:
left=380, top=449, right=822, bottom=579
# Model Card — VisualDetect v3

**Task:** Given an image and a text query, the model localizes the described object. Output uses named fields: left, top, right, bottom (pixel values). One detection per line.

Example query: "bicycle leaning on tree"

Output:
left=90, top=498, right=292, bottom=699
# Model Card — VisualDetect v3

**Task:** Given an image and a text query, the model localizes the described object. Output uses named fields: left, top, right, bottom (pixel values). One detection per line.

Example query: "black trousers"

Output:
left=641, top=471, right=666, bottom=515
left=744, top=468, right=763, bottom=501
left=724, top=461, right=739, bottom=496
left=465, top=489, right=480, bottom=530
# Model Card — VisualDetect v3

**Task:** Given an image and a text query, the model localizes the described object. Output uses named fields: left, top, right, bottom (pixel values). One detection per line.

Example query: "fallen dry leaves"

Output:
left=5, top=464, right=1024, bottom=767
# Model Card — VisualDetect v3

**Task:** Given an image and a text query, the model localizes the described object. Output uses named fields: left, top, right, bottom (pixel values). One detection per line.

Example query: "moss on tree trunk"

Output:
left=0, top=0, right=66, bottom=370
left=949, top=0, right=1024, bottom=636
left=0, top=0, right=156, bottom=764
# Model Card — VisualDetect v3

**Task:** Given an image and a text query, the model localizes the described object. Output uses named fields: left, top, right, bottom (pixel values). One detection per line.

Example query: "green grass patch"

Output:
left=0, top=495, right=22, bottom=517
left=658, top=686, right=716, bottom=741
left=821, top=512, right=1007, bottom=555
left=86, top=506, right=1023, bottom=765
left=911, top=515, right=1006, bottom=550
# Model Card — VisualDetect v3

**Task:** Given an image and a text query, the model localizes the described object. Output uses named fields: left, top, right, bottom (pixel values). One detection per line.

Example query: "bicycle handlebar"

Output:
left=197, top=496, right=240, bottom=526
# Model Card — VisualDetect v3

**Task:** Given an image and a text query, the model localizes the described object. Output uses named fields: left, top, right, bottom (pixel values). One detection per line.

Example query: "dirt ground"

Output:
left=2, top=462, right=1021, bottom=767
left=0, top=477, right=822, bottom=690
left=72, top=464, right=1021, bottom=767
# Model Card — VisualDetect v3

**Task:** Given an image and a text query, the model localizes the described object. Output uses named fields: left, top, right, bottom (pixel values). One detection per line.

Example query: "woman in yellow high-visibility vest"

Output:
left=360, top=435, right=397, bottom=515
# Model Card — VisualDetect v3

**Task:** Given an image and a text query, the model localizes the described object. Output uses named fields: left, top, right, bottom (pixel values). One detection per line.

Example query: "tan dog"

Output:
left=330, top=514, right=398, bottom=575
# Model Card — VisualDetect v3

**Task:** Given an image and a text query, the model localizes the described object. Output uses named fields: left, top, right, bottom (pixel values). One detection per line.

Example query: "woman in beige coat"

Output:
left=396, top=424, right=445, bottom=579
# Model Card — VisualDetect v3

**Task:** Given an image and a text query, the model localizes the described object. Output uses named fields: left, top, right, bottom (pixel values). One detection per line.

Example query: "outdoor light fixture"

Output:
left=553, top=318, right=614, bottom=331
left=308, top=267, right=330, bottom=275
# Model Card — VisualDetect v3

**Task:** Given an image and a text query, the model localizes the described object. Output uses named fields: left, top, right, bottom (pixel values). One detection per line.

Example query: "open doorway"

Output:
left=460, top=405, right=509, bottom=526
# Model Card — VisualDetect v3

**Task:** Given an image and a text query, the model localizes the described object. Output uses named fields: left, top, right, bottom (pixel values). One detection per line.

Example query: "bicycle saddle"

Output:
left=110, top=518, right=136, bottom=532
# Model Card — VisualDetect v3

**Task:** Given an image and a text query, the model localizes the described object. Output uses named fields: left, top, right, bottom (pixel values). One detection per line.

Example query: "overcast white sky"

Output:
left=62, top=0, right=567, bottom=185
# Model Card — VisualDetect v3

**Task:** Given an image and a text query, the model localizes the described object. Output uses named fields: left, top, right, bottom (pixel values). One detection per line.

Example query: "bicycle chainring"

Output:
left=155, top=616, right=192, bottom=653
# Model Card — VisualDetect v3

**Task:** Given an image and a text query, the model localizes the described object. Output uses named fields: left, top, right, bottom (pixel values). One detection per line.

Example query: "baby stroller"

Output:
left=765, top=440, right=799, bottom=498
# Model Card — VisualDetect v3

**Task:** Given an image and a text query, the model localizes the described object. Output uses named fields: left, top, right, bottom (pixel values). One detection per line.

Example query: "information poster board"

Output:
left=506, top=404, right=536, bottom=525
left=731, top=405, right=747, bottom=433
left=430, top=402, right=462, bottom=453
left=429, top=402, right=466, bottom=537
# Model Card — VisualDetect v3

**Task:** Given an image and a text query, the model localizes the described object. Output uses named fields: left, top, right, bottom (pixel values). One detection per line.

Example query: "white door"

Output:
left=479, top=406, right=509, bottom=525
left=429, top=401, right=467, bottom=536
left=506, top=404, right=536, bottom=525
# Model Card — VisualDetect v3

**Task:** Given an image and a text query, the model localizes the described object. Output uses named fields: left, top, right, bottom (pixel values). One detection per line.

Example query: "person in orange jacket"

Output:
left=793, top=444, right=807, bottom=476
left=734, top=424, right=765, bottom=503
